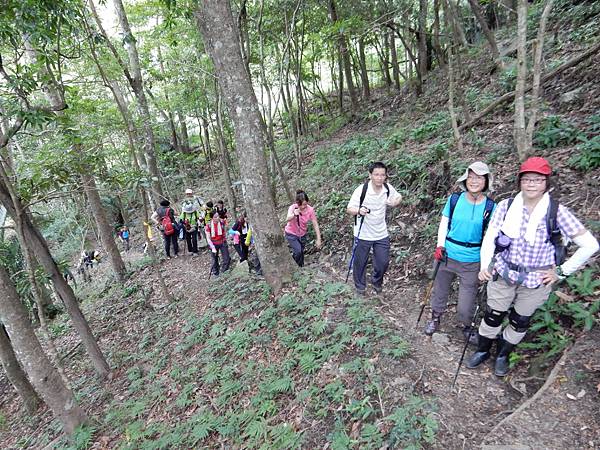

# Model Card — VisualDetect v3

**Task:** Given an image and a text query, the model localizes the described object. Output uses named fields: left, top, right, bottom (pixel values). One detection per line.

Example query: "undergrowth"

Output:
left=53, top=272, right=437, bottom=449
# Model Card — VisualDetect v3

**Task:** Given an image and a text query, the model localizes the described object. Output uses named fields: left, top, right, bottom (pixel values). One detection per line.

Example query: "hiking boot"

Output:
left=466, top=335, right=494, bottom=369
left=462, top=326, right=479, bottom=346
left=355, top=289, right=366, bottom=298
left=424, top=311, right=442, bottom=336
left=373, top=285, right=383, bottom=295
left=494, top=338, right=515, bottom=377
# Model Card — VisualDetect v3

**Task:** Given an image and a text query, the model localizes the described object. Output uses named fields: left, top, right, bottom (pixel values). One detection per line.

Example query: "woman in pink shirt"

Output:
left=284, top=190, right=322, bottom=267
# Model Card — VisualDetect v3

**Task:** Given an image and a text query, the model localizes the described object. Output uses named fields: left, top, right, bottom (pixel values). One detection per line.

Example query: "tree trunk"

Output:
left=97, top=0, right=164, bottom=203
left=81, top=171, right=127, bottom=282
left=178, top=112, right=190, bottom=152
left=514, top=0, right=528, bottom=160
left=418, top=0, right=429, bottom=83
left=389, top=26, right=401, bottom=90
left=0, top=324, right=41, bottom=415
left=525, top=0, right=555, bottom=149
left=328, top=0, right=358, bottom=116
left=0, top=266, right=88, bottom=435
left=467, top=0, right=501, bottom=67
left=214, top=90, right=238, bottom=214
left=357, top=38, right=371, bottom=99
left=432, top=0, right=446, bottom=68
left=377, top=31, right=392, bottom=88
left=195, top=0, right=295, bottom=291
left=0, top=181, right=110, bottom=378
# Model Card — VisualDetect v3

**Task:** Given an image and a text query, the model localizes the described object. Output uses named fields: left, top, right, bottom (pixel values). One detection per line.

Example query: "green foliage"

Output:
left=519, top=268, right=600, bottom=360
left=386, top=397, right=438, bottom=449
left=569, top=135, right=600, bottom=170
left=410, top=113, right=449, bottom=141
left=68, top=424, right=96, bottom=450
left=498, top=65, right=517, bottom=92
left=533, top=115, right=581, bottom=149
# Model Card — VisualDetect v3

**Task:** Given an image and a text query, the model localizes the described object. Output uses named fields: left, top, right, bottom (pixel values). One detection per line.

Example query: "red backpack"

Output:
left=162, top=208, right=175, bottom=236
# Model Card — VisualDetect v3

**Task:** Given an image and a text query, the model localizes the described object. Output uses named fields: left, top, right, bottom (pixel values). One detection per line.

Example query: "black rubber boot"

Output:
left=424, top=311, right=442, bottom=336
left=466, top=335, right=494, bottom=369
left=494, top=338, right=516, bottom=377
left=462, top=326, right=479, bottom=346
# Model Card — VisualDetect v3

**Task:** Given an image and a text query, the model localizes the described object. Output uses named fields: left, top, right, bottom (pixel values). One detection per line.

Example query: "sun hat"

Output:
left=456, top=161, right=493, bottom=192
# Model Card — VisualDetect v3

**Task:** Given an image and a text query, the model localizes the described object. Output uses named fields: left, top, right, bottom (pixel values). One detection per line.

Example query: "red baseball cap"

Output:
left=519, top=157, right=552, bottom=176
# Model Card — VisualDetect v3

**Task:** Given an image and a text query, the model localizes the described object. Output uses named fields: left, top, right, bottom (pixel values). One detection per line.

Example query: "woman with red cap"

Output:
left=467, top=157, right=599, bottom=376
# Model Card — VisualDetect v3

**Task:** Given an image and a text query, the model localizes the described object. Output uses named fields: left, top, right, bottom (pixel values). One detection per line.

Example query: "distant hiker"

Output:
left=179, top=200, right=201, bottom=257
left=245, top=228, right=263, bottom=275
left=467, top=157, right=599, bottom=377
left=230, top=212, right=249, bottom=262
left=214, top=200, right=228, bottom=220
left=118, top=225, right=130, bottom=251
left=183, top=188, right=204, bottom=211
left=151, top=199, right=179, bottom=259
left=142, top=221, right=155, bottom=254
left=424, top=161, right=495, bottom=342
left=202, top=201, right=214, bottom=226
left=346, top=162, right=402, bottom=296
left=284, top=190, right=322, bottom=267
left=63, top=268, right=76, bottom=286
left=205, top=211, right=231, bottom=276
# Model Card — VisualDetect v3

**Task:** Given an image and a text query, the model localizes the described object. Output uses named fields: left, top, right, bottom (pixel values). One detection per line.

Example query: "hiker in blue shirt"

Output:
left=118, top=225, right=130, bottom=252
left=424, top=161, right=496, bottom=343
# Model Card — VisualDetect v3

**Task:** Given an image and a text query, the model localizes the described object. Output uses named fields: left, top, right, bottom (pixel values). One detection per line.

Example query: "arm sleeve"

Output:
left=479, top=201, right=508, bottom=270
left=347, top=185, right=362, bottom=209
left=388, top=184, right=402, bottom=202
left=436, top=216, right=449, bottom=247
left=561, top=231, right=599, bottom=276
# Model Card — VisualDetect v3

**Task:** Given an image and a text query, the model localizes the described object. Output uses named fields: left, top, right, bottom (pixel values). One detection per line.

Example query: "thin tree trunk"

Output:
left=357, top=38, right=371, bottom=99
left=214, top=90, right=238, bottom=213
left=88, top=0, right=164, bottom=203
left=525, top=0, right=555, bottom=149
left=0, top=181, right=110, bottom=378
left=377, top=31, right=392, bottom=88
left=81, top=171, right=127, bottom=282
left=389, top=26, right=401, bottom=90
left=418, top=0, right=429, bottom=82
left=0, top=324, right=41, bottom=415
left=514, top=0, right=528, bottom=160
left=195, top=0, right=295, bottom=291
left=447, top=0, right=469, bottom=47
left=0, top=266, right=88, bottom=436
left=467, top=0, right=502, bottom=67
left=432, top=0, right=446, bottom=68
left=178, top=112, right=190, bottom=152
left=329, top=0, right=358, bottom=115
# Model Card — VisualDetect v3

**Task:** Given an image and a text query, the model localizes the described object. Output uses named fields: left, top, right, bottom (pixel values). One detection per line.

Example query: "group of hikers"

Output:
left=342, top=158, right=597, bottom=377
left=137, top=156, right=598, bottom=377
left=150, top=189, right=262, bottom=276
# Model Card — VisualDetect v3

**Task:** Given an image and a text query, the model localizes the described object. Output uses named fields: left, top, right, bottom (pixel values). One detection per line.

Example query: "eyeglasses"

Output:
left=467, top=175, right=485, bottom=181
left=521, top=177, right=546, bottom=185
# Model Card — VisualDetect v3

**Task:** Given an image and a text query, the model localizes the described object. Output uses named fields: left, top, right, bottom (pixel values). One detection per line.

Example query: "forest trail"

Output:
left=308, top=251, right=599, bottom=449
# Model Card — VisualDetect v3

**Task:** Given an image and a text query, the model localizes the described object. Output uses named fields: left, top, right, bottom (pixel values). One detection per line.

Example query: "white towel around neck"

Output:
left=500, top=192, right=550, bottom=246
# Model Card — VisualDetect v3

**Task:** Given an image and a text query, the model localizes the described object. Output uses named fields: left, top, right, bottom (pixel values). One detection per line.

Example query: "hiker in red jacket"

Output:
left=151, top=199, right=179, bottom=259
left=205, top=211, right=231, bottom=276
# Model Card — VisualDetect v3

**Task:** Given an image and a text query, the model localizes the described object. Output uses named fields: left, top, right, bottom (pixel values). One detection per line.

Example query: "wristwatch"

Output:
left=555, top=266, right=566, bottom=281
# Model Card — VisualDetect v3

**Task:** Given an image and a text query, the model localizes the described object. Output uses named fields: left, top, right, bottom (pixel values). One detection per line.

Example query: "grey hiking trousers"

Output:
left=430, top=257, right=480, bottom=327
left=352, top=237, right=390, bottom=292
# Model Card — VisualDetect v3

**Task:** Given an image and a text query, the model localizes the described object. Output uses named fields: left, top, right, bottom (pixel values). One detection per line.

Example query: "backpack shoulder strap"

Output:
left=355, top=181, right=370, bottom=225
left=546, top=196, right=565, bottom=264
left=481, top=197, right=496, bottom=240
left=447, top=192, right=462, bottom=231
left=383, top=183, right=390, bottom=198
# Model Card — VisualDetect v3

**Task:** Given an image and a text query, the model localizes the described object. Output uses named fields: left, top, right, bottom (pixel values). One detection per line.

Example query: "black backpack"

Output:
left=447, top=192, right=495, bottom=247
left=504, top=196, right=565, bottom=265
left=355, top=181, right=389, bottom=225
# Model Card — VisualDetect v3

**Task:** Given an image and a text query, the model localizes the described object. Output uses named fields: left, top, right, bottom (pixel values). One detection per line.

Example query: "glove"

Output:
left=434, top=246, right=445, bottom=261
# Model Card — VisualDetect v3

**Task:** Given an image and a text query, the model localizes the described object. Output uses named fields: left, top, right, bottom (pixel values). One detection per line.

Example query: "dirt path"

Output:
left=308, top=250, right=599, bottom=450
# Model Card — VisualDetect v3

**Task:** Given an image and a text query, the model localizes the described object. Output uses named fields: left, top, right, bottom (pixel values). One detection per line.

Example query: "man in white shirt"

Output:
left=347, top=162, right=402, bottom=295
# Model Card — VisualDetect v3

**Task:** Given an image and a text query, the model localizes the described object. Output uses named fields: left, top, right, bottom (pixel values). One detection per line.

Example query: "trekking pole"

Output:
left=451, top=283, right=486, bottom=390
left=415, top=256, right=443, bottom=329
left=345, top=210, right=368, bottom=283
